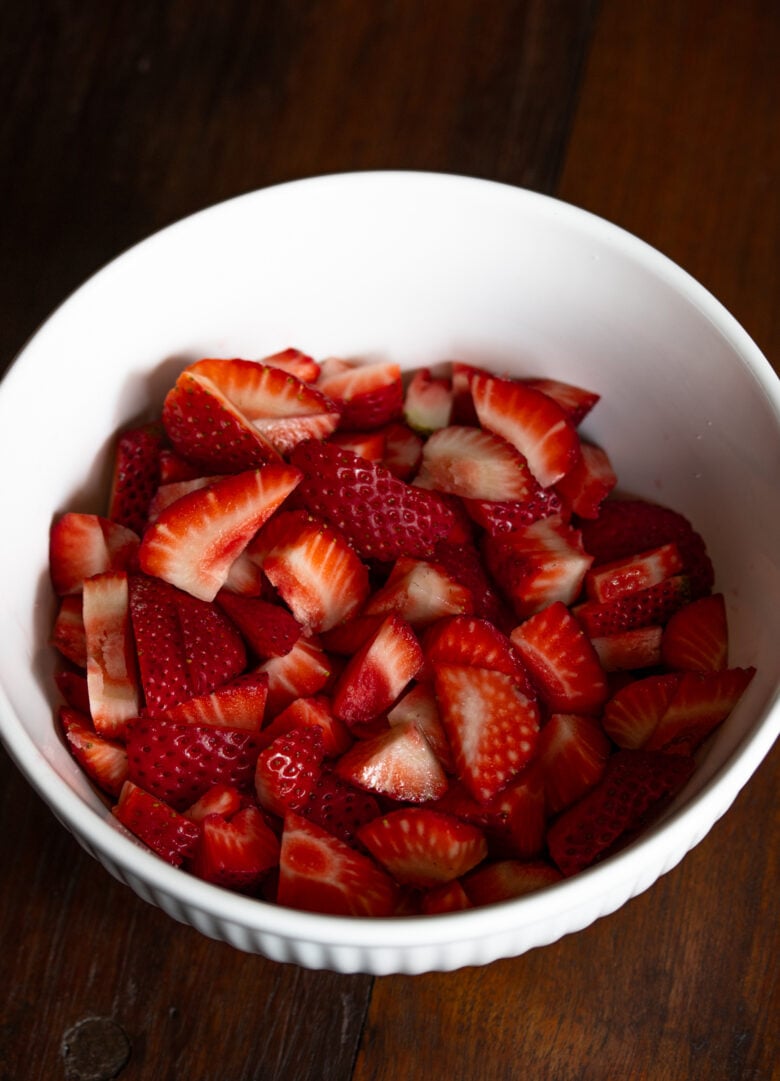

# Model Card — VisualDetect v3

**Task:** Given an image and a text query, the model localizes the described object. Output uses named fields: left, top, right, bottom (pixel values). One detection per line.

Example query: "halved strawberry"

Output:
left=257, top=696, right=353, bottom=756
left=190, top=804, right=280, bottom=891
left=363, top=557, right=473, bottom=627
left=139, top=465, right=302, bottom=602
left=49, top=513, right=140, bottom=596
left=591, top=626, right=663, bottom=671
left=288, top=440, right=456, bottom=563
left=417, top=425, right=536, bottom=502
left=357, top=808, right=487, bottom=888
left=303, top=765, right=383, bottom=845
left=572, top=576, right=691, bottom=636
left=335, top=719, right=448, bottom=803
left=147, top=672, right=268, bottom=732
left=601, top=673, right=682, bottom=748
left=463, top=488, right=565, bottom=534
left=433, top=663, right=540, bottom=803
left=386, top=683, right=454, bottom=772
left=403, top=367, right=453, bottom=433
left=260, top=346, right=320, bottom=383
left=261, top=513, right=370, bottom=633
left=254, top=726, right=326, bottom=817
left=521, top=377, right=600, bottom=426
left=331, top=613, right=424, bottom=725
left=215, top=592, right=302, bottom=660
left=126, top=718, right=262, bottom=811
left=187, top=357, right=340, bottom=454
left=128, top=574, right=247, bottom=714
left=277, top=811, right=397, bottom=916
left=82, top=572, right=140, bottom=738
left=60, top=706, right=129, bottom=796
left=463, top=859, right=563, bottom=905
left=579, top=498, right=715, bottom=598
left=661, top=593, right=728, bottom=672
left=257, top=635, right=334, bottom=718
left=107, top=422, right=166, bottom=534
left=510, top=601, right=608, bottom=714
left=584, top=543, right=684, bottom=603
left=51, top=595, right=87, bottom=668
left=554, top=441, right=617, bottom=519
left=534, top=713, right=611, bottom=814
left=380, top=421, right=423, bottom=480
left=470, top=372, right=581, bottom=487
left=317, top=360, right=403, bottom=430
left=645, top=667, right=755, bottom=755
left=113, top=780, right=201, bottom=866
left=546, top=750, right=695, bottom=876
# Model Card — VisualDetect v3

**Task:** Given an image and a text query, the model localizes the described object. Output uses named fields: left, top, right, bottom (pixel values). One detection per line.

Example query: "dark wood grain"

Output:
left=1, top=1, right=777, bottom=1080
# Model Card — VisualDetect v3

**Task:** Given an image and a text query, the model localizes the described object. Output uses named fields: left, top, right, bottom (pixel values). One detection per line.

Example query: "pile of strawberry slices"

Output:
left=48, top=348, right=755, bottom=917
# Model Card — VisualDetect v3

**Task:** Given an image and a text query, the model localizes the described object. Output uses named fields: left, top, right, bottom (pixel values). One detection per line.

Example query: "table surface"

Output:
left=1, top=3, right=778, bottom=1079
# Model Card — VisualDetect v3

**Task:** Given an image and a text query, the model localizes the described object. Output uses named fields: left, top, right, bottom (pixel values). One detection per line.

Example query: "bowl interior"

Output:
left=1, top=172, right=778, bottom=963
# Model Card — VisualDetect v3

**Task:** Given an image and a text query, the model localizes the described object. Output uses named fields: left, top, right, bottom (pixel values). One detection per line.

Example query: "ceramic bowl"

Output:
left=1, top=172, right=778, bottom=974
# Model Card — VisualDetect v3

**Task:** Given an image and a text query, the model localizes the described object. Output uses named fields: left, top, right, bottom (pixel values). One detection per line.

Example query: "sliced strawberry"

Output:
left=573, top=576, right=691, bottom=636
left=82, top=572, right=140, bottom=738
left=386, top=684, right=454, bottom=772
left=335, top=719, right=448, bottom=802
left=51, top=595, right=87, bottom=668
left=289, top=440, right=456, bottom=562
left=55, top=669, right=91, bottom=713
left=184, top=784, right=243, bottom=823
left=380, top=421, right=423, bottom=480
left=417, top=425, right=536, bottom=502
left=554, top=441, right=617, bottom=519
left=113, top=780, right=201, bottom=866
left=430, top=539, right=514, bottom=631
left=420, top=880, right=473, bottom=914
left=277, top=811, right=398, bottom=916
left=535, top=713, right=611, bottom=814
left=158, top=448, right=206, bottom=484
left=331, top=613, right=424, bottom=725
left=483, top=517, right=593, bottom=619
left=470, top=372, right=581, bottom=487
left=521, top=377, right=600, bottom=426
left=107, top=422, right=166, bottom=534
left=49, top=513, right=140, bottom=596
left=303, top=765, right=382, bottom=845
left=139, top=465, right=302, bottom=602
left=146, top=475, right=221, bottom=523
left=602, top=673, right=682, bottom=748
left=317, top=360, right=403, bottom=430
left=510, top=601, right=609, bottom=714
left=260, top=346, right=320, bottom=383
left=319, top=613, right=385, bottom=656
left=357, top=808, right=487, bottom=888
left=463, top=488, right=565, bottom=534
left=403, top=367, right=453, bottom=433
left=364, top=557, right=473, bottom=627
left=162, top=368, right=281, bottom=472
left=579, top=498, right=715, bottom=598
left=591, top=626, right=663, bottom=672
left=546, top=750, right=695, bottom=876
left=261, top=513, right=370, bottom=633
left=257, top=635, right=334, bottom=718
left=126, top=718, right=261, bottom=811
left=147, top=672, right=268, bottom=732
left=645, top=667, right=755, bottom=755
left=661, top=593, right=729, bottom=672
left=257, top=696, right=352, bottom=756
left=328, top=430, right=386, bottom=461
left=190, top=805, right=280, bottom=891
left=585, top=543, right=684, bottom=603
left=433, top=663, right=540, bottom=803
left=422, top=615, right=532, bottom=689
left=60, top=706, right=129, bottom=796
left=254, top=726, right=326, bottom=817
left=215, top=592, right=302, bottom=660
left=128, top=574, right=247, bottom=714
left=463, top=859, right=563, bottom=905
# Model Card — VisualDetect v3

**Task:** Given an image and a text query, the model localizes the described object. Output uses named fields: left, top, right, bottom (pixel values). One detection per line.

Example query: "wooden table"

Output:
left=1, top=3, right=777, bottom=1078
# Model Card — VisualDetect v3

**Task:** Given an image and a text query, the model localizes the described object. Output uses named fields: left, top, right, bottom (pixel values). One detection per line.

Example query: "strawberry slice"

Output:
left=288, top=440, right=456, bottom=562
left=433, top=663, right=540, bottom=803
left=403, top=367, right=453, bottom=433
left=190, top=804, right=280, bottom=891
left=661, top=593, right=729, bottom=672
left=107, top=422, right=166, bottom=534
left=534, top=713, right=611, bottom=814
left=554, top=441, right=617, bottom=519
left=303, top=764, right=382, bottom=845
left=546, top=749, right=695, bottom=875
left=51, top=595, right=87, bottom=668
left=317, top=360, right=403, bottom=430
left=386, top=684, right=454, bottom=773
left=521, top=377, right=600, bottom=426
left=59, top=706, right=129, bottom=796
left=470, top=372, right=581, bottom=487
left=416, top=425, right=536, bottom=502
left=146, top=672, right=269, bottom=732
left=113, top=780, right=201, bottom=866
left=254, top=726, right=326, bottom=817
left=184, top=784, right=243, bottom=823
left=602, top=673, right=682, bottom=748
left=215, top=593, right=302, bottom=660
left=259, top=346, right=320, bottom=383
left=256, top=696, right=352, bottom=756
left=380, top=421, right=423, bottom=480
left=645, top=667, right=755, bottom=755
left=257, top=635, right=334, bottom=718
left=335, top=719, right=449, bottom=803
left=277, top=812, right=398, bottom=916
left=579, top=498, right=715, bottom=598
left=510, top=601, right=609, bottom=714
left=126, top=718, right=262, bottom=811
left=49, top=513, right=140, bottom=596
left=463, top=488, right=565, bottom=534
left=357, top=808, right=487, bottom=888
left=591, top=626, right=663, bottom=671
left=572, top=576, right=691, bottom=636
left=82, top=571, right=140, bottom=738
left=128, top=574, right=247, bottom=714
left=139, top=465, right=302, bottom=602
left=261, top=513, right=370, bottom=633
left=585, top=543, right=684, bottom=603
left=187, top=358, right=340, bottom=454
left=147, top=475, right=220, bottom=523
left=331, top=613, right=424, bottom=725
left=422, top=615, right=532, bottom=689
left=363, top=557, right=473, bottom=627
left=463, top=859, right=563, bottom=905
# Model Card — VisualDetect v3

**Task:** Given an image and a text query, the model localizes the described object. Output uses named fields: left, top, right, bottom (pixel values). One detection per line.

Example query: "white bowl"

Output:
left=1, top=172, right=778, bottom=974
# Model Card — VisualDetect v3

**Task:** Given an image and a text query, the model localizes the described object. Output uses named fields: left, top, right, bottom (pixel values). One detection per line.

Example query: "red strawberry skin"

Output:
left=108, top=422, right=166, bottom=534
left=113, top=780, right=201, bottom=866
